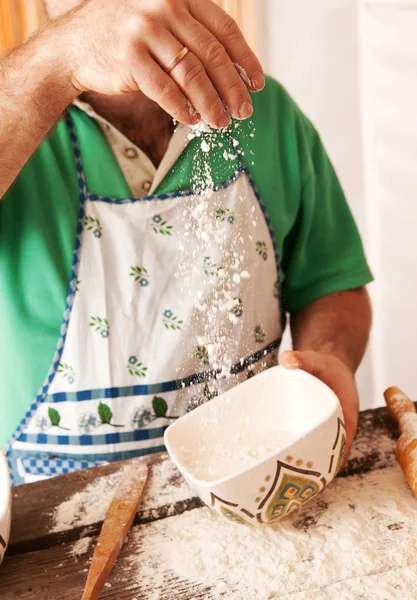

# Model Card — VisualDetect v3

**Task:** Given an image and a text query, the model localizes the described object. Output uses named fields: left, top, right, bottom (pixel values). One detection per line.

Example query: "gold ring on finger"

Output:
left=165, top=46, right=190, bottom=74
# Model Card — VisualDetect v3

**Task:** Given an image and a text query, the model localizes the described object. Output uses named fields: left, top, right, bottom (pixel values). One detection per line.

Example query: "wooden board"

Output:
left=9, top=406, right=400, bottom=554
left=8, top=453, right=203, bottom=555
left=3, top=527, right=417, bottom=600
left=2, top=452, right=417, bottom=599
left=0, top=528, right=215, bottom=600
left=339, top=404, right=399, bottom=477
left=0, top=405, right=407, bottom=600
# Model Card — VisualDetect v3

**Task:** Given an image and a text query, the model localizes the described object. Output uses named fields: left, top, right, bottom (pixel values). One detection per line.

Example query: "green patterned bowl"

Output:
left=165, top=366, right=345, bottom=526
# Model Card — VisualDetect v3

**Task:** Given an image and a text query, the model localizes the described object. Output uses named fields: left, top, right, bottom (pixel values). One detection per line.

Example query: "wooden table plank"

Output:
left=339, top=403, right=399, bottom=478
left=3, top=533, right=417, bottom=600
left=0, top=404, right=412, bottom=599
left=8, top=405, right=401, bottom=556
left=2, top=455, right=417, bottom=600
left=0, top=529, right=214, bottom=600
left=8, top=453, right=203, bottom=556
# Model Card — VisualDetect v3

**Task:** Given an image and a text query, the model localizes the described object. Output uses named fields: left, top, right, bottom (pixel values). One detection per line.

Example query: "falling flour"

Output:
left=176, top=116, right=263, bottom=413
left=128, top=464, right=417, bottom=600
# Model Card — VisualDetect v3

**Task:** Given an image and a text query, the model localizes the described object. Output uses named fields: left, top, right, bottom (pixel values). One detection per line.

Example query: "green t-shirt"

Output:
left=0, top=76, right=372, bottom=448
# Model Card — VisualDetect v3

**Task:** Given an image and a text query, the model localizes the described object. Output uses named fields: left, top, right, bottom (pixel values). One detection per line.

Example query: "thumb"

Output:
left=280, top=350, right=340, bottom=396
left=280, top=350, right=321, bottom=376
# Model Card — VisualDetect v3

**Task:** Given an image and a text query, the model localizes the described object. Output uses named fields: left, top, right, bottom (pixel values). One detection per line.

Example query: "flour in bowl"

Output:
left=179, top=428, right=298, bottom=482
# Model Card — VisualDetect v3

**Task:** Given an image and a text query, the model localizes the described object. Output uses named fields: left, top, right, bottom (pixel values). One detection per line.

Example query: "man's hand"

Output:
left=281, top=289, right=372, bottom=465
left=60, top=0, right=264, bottom=128
left=281, top=350, right=359, bottom=466
left=0, top=0, right=264, bottom=197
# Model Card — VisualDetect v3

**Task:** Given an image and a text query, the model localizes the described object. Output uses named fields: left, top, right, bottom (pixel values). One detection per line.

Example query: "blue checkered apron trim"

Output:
left=21, top=457, right=106, bottom=477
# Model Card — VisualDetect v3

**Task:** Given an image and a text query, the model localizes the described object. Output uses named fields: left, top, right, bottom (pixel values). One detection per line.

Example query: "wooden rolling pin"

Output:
left=82, top=460, right=149, bottom=600
left=384, top=386, right=417, bottom=497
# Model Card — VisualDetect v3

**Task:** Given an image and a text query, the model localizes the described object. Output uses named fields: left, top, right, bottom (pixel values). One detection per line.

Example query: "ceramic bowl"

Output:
left=165, top=366, right=345, bottom=526
left=0, top=449, right=11, bottom=564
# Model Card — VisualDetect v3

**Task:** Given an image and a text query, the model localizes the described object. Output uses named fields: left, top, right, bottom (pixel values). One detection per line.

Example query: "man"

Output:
left=0, top=0, right=372, bottom=485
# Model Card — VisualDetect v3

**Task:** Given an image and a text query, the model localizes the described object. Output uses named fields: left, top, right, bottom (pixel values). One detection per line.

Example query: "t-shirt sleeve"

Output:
left=281, top=116, right=373, bottom=314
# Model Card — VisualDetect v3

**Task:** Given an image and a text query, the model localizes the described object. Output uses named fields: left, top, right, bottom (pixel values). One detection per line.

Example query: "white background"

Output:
left=257, top=0, right=417, bottom=409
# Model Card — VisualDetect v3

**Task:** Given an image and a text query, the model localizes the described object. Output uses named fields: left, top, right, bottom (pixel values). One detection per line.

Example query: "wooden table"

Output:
left=0, top=406, right=415, bottom=599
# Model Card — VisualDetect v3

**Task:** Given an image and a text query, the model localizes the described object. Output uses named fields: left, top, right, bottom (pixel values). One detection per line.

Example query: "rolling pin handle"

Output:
left=384, top=386, right=416, bottom=423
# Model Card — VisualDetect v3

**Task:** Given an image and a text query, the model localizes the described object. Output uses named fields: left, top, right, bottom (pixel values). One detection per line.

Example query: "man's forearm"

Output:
left=0, top=22, right=77, bottom=198
left=289, top=288, right=372, bottom=374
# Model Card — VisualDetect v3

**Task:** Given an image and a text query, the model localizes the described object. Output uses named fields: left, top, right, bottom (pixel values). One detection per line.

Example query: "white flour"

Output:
left=180, top=428, right=297, bottom=482
left=130, top=465, right=417, bottom=599
left=141, top=455, right=194, bottom=510
left=178, top=117, right=262, bottom=410
left=234, top=63, right=252, bottom=89
left=50, top=457, right=190, bottom=532
left=51, top=471, right=122, bottom=532
left=71, top=536, right=92, bottom=557
left=386, top=391, right=415, bottom=420
left=399, top=412, right=417, bottom=446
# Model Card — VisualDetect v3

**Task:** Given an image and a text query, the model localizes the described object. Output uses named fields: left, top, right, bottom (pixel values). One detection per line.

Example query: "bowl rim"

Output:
left=164, top=366, right=343, bottom=488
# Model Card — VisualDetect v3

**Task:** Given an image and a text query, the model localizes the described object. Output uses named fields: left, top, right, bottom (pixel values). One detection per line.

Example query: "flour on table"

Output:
left=141, top=455, right=193, bottom=510
left=51, top=457, right=193, bottom=533
left=345, top=410, right=396, bottom=472
left=130, top=464, right=417, bottom=600
left=51, top=471, right=123, bottom=532
left=71, top=536, right=92, bottom=557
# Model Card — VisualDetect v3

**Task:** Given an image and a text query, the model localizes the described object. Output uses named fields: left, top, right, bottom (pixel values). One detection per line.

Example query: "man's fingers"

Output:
left=147, top=29, right=230, bottom=128
left=133, top=53, right=200, bottom=126
left=172, top=14, right=252, bottom=120
left=189, top=0, right=264, bottom=92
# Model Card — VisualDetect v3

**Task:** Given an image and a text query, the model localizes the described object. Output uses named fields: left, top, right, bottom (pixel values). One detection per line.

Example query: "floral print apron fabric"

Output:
left=7, top=117, right=283, bottom=485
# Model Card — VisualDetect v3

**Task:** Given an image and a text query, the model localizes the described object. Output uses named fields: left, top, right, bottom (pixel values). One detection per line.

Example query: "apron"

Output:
left=6, top=115, right=284, bottom=486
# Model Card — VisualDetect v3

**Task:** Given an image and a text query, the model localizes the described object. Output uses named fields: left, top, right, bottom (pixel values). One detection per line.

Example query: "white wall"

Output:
left=260, top=0, right=376, bottom=408
left=263, top=0, right=365, bottom=232
left=360, top=0, right=417, bottom=402
left=261, top=0, right=417, bottom=408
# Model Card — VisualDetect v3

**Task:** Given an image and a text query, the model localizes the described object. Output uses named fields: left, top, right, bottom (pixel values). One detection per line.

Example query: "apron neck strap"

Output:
left=65, top=111, right=247, bottom=199
left=65, top=111, right=88, bottom=199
